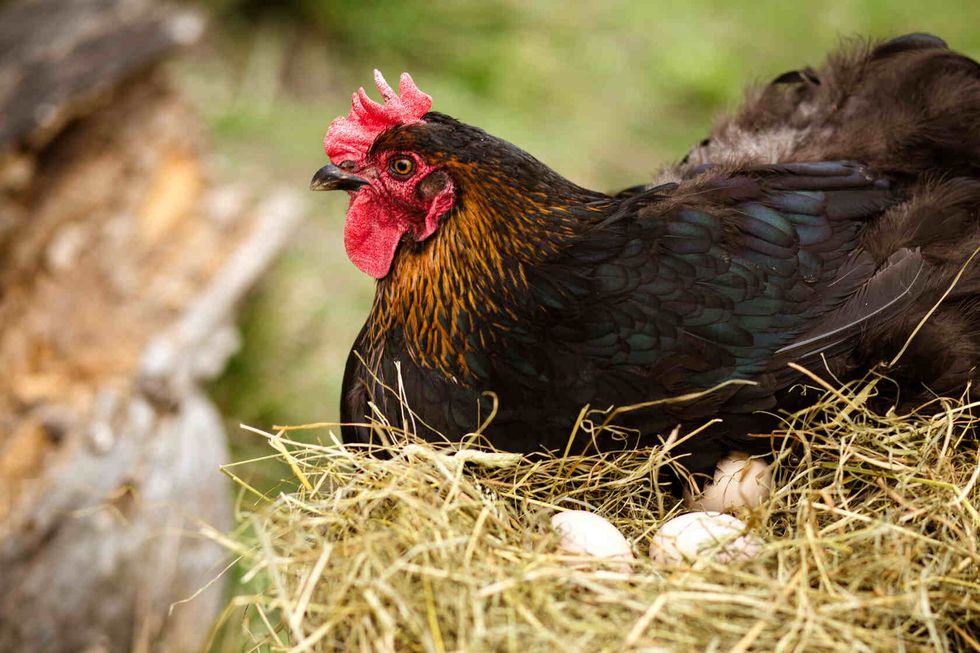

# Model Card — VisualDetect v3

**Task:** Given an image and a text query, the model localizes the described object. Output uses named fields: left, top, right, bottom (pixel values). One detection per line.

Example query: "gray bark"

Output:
left=0, top=0, right=302, bottom=650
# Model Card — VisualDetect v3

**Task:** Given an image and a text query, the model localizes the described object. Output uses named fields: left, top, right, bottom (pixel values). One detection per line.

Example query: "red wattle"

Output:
left=343, top=192, right=408, bottom=279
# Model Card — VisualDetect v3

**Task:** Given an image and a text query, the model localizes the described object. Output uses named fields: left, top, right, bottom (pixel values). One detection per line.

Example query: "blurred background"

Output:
left=192, top=0, right=980, bottom=487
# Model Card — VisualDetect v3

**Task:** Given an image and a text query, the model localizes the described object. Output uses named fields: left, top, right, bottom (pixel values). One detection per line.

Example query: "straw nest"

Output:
left=212, top=372, right=980, bottom=652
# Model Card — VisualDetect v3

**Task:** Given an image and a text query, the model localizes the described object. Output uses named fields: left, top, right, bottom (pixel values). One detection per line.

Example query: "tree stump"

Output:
left=0, top=1, right=303, bottom=650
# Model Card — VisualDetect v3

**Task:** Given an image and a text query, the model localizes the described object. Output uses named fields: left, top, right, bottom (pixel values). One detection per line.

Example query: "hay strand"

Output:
left=216, top=373, right=980, bottom=652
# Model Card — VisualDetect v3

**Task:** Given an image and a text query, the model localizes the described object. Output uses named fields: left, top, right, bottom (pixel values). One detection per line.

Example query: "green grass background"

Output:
left=175, top=0, right=980, bottom=487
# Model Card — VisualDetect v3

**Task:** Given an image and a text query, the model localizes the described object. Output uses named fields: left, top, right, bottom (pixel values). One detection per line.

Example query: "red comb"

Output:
left=324, top=70, right=432, bottom=165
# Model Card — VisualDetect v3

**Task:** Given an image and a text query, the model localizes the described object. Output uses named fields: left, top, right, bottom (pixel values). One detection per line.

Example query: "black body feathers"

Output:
left=341, top=35, right=980, bottom=476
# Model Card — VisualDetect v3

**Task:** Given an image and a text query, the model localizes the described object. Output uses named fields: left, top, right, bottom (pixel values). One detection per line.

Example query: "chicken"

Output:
left=311, top=34, right=980, bottom=477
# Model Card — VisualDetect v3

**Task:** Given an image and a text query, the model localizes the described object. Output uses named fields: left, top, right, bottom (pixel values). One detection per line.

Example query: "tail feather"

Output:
left=672, top=34, right=980, bottom=403
left=677, top=33, right=980, bottom=178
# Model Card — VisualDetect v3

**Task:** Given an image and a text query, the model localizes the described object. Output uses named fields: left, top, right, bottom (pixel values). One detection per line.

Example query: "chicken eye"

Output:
left=388, top=156, right=415, bottom=178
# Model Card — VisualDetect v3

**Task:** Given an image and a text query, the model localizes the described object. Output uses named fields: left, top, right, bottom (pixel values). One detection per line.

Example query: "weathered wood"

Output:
left=0, top=0, right=204, bottom=151
left=0, top=0, right=303, bottom=650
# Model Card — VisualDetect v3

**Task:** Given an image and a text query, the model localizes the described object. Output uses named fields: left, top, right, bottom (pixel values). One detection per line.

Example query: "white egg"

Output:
left=683, top=451, right=772, bottom=512
left=649, top=511, right=762, bottom=564
left=551, top=510, right=635, bottom=571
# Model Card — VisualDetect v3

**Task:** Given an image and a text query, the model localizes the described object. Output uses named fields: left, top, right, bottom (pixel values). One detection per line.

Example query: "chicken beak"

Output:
left=310, top=164, right=369, bottom=192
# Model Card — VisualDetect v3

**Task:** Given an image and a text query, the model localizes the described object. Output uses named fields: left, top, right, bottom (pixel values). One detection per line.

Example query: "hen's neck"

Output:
left=370, top=168, right=608, bottom=381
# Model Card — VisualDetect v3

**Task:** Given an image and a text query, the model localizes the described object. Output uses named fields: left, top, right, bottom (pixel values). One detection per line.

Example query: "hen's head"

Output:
left=312, top=71, right=464, bottom=279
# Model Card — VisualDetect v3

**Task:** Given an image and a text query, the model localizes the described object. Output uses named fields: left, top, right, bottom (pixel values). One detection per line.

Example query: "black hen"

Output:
left=311, top=34, right=980, bottom=477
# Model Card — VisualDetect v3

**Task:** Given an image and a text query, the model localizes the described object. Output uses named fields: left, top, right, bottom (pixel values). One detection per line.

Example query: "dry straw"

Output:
left=211, top=369, right=980, bottom=652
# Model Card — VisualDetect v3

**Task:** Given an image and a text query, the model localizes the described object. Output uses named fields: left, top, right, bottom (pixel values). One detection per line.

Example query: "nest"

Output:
left=212, top=372, right=980, bottom=652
